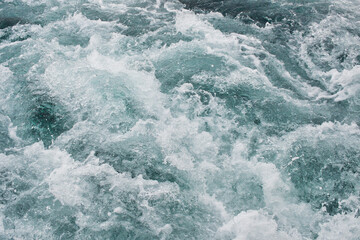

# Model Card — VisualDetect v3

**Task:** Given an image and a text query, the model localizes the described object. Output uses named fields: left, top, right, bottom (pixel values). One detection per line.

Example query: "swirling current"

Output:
left=0, top=0, right=360, bottom=239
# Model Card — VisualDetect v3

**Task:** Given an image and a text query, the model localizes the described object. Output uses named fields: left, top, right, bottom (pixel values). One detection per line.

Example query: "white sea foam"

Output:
left=216, top=210, right=301, bottom=240
left=1, top=0, right=360, bottom=239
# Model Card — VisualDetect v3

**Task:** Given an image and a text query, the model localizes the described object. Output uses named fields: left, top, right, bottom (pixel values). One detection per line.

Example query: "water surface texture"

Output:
left=1, top=0, right=360, bottom=239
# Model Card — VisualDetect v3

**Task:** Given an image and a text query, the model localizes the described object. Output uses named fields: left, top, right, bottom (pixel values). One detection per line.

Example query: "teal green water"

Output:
left=0, top=0, right=360, bottom=239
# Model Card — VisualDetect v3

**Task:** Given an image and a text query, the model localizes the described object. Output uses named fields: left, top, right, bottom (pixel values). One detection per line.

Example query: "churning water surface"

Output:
left=0, top=0, right=360, bottom=239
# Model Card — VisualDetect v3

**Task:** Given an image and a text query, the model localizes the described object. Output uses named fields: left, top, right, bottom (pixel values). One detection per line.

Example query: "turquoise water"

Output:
left=0, top=0, right=360, bottom=239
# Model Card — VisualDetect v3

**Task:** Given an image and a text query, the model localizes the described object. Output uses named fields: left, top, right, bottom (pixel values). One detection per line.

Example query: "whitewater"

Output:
left=0, top=0, right=360, bottom=239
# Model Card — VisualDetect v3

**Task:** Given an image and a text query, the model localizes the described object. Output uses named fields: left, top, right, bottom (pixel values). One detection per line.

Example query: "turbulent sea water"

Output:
left=1, top=0, right=360, bottom=239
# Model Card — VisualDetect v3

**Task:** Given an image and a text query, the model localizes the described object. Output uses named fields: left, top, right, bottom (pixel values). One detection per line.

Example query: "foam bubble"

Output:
left=216, top=210, right=300, bottom=240
left=318, top=214, right=360, bottom=240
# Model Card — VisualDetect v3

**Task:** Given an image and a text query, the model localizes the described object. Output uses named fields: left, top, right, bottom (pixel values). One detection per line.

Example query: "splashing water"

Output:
left=0, top=0, right=360, bottom=239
